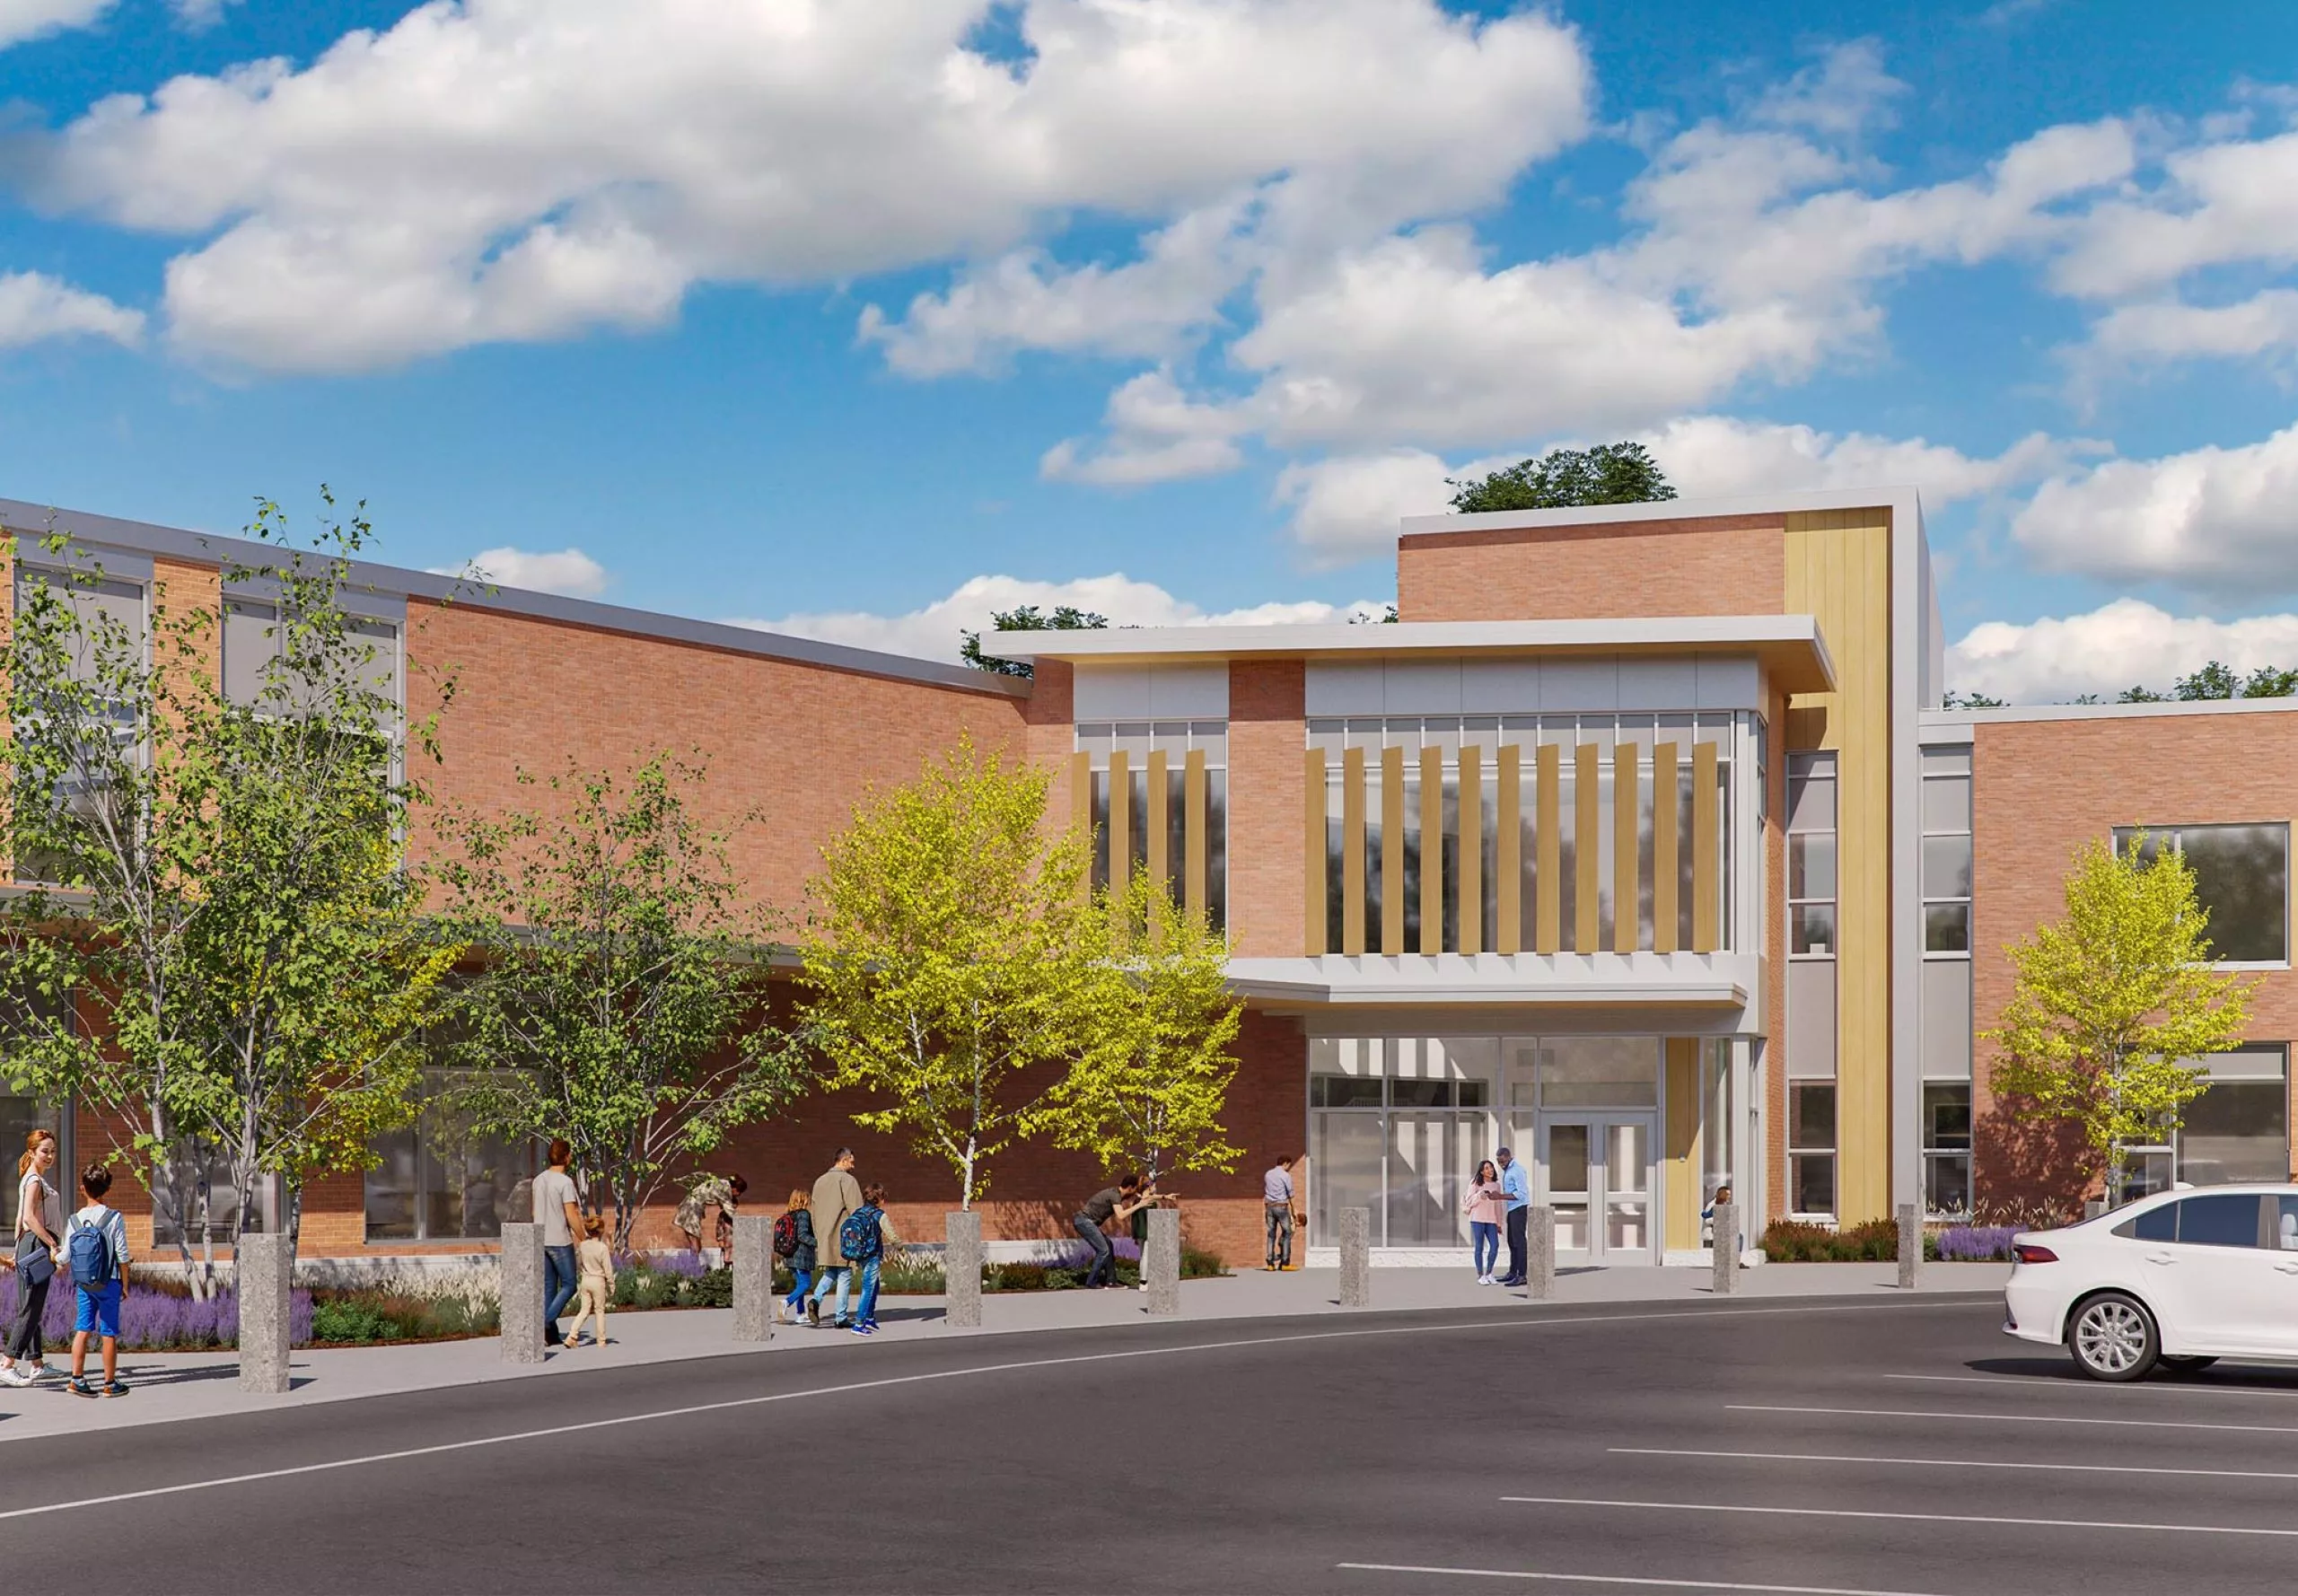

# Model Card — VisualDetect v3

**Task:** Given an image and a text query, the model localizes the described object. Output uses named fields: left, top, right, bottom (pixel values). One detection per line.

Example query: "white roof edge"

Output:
left=1399, top=485, right=1920, bottom=538
left=1922, top=696, right=2298, bottom=736
left=990, top=612, right=1836, bottom=688
left=0, top=497, right=1028, bottom=700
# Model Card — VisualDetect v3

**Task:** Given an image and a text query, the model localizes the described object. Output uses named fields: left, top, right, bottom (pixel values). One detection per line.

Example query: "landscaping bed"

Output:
left=1759, top=1219, right=2024, bottom=1263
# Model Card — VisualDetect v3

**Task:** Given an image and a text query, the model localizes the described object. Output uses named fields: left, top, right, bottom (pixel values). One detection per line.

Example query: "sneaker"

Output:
left=830, top=1318, right=853, bottom=1330
left=806, top=1300, right=821, bottom=1328
left=0, top=1365, right=24, bottom=1389
left=100, top=1381, right=127, bottom=1398
left=849, top=1322, right=873, bottom=1337
left=28, top=1364, right=63, bottom=1382
left=67, top=1377, right=97, bottom=1399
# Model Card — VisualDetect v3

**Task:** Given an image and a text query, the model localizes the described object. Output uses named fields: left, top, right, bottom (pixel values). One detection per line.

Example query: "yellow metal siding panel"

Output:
left=1614, top=741, right=1639, bottom=954
left=1184, top=750, right=1207, bottom=917
left=1575, top=742, right=1601, bottom=952
left=1653, top=741, right=1680, bottom=955
left=1535, top=744, right=1561, bottom=955
left=1692, top=741, right=1719, bottom=952
left=1109, top=749, right=1130, bottom=903
left=1342, top=747, right=1366, bottom=955
left=1146, top=750, right=1169, bottom=894
left=1664, top=1037, right=1702, bottom=1251
left=1496, top=746, right=1522, bottom=955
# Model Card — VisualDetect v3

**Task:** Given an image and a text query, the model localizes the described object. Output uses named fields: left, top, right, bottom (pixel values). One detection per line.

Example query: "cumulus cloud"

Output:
left=1948, top=599, right=2298, bottom=704
left=1039, top=369, right=1250, bottom=486
left=2080, top=288, right=2298, bottom=369
left=0, top=0, right=110, bottom=48
left=2012, top=422, right=2298, bottom=595
left=432, top=546, right=611, bottom=599
left=1271, top=416, right=2084, bottom=565
left=740, top=572, right=1384, bottom=663
left=0, top=270, right=144, bottom=348
left=36, top=0, right=1589, bottom=373
left=2053, top=127, right=2298, bottom=301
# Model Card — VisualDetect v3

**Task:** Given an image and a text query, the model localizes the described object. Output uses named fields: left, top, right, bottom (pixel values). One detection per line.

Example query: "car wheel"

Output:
left=2069, top=1292, right=2160, bottom=1381
left=2161, top=1355, right=2218, bottom=1373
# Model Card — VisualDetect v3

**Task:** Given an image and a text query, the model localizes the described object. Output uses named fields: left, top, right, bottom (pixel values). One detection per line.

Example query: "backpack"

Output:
left=67, top=1212, right=116, bottom=1289
left=839, top=1206, right=883, bottom=1264
left=773, top=1210, right=801, bottom=1258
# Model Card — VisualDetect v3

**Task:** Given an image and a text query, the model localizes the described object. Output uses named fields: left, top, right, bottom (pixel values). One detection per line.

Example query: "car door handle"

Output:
left=2277, top=1260, right=2298, bottom=1275
left=2144, top=1251, right=2175, bottom=1266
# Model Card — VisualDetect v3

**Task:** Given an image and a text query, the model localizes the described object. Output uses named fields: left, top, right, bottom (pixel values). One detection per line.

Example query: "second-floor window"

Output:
left=2112, top=823, right=2289, bottom=965
left=1074, top=721, right=1227, bottom=934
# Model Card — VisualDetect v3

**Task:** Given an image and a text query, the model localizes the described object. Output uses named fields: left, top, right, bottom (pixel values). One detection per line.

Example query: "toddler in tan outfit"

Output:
left=566, top=1215, right=614, bottom=1348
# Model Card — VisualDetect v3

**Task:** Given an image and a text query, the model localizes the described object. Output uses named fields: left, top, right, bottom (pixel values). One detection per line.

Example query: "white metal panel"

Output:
left=1695, top=654, right=1762, bottom=710
left=1460, top=660, right=1541, bottom=713
left=1147, top=662, right=1229, bottom=718
left=1073, top=666, right=1154, bottom=720
left=1382, top=659, right=1464, bottom=715
left=1304, top=662, right=1384, bottom=716
left=1538, top=657, right=1619, bottom=711
left=1617, top=657, right=1699, bottom=712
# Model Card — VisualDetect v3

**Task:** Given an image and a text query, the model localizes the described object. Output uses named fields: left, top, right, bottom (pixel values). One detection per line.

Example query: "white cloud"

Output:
left=0, top=0, right=110, bottom=49
left=1949, top=599, right=2298, bottom=703
left=740, top=572, right=1383, bottom=663
left=2053, top=127, right=2298, bottom=301
left=39, top=0, right=1589, bottom=373
left=2012, top=422, right=2298, bottom=594
left=0, top=270, right=144, bottom=348
left=432, top=546, right=610, bottom=599
left=2082, top=288, right=2298, bottom=367
left=1270, top=417, right=2084, bottom=566
left=1039, top=368, right=1249, bottom=486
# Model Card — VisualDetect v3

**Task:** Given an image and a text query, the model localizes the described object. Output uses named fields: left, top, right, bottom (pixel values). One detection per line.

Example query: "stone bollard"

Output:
left=500, top=1221, right=546, bottom=1363
left=1526, top=1206, right=1556, bottom=1301
left=1338, top=1207, right=1371, bottom=1308
left=1898, top=1203, right=1921, bottom=1291
left=236, top=1232, right=294, bottom=1393
left=1145, top=1207, right=1181, bottom=1316
left=945, top=1210, right=983, bottom=1329
left=732, top=1214, right=773, bottom=1343
left=1711, top=1202, right=1738, bottom=1297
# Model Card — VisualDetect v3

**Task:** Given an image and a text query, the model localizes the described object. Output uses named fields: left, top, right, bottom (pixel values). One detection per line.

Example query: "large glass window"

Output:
left=1923, top=1083, right=1972, bottom=1219
left=365, top=1069, right=539, bottom=1241
left=2115, top=1045, right=2289, bottom=1203
left=1788, top=1081, right=1837, bottom=1218
left=1078, top=721, right=1226, bottom=934
left=0, top=1095, right=62, bottom=1232
left=2113, top=823, right=2289, bottom=964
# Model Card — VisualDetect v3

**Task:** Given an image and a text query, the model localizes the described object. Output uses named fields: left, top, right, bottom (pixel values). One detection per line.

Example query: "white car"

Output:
left=2003, top=1183, right=2298, bottom=1381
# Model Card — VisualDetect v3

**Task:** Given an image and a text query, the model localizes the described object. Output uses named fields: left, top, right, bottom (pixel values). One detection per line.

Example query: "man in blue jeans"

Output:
left=533, top=1139, right=583, bottom=1346
left=1495, top=1145, right=1532, bottom=1286
left=1072, top=1173, right=1150, bottom=1288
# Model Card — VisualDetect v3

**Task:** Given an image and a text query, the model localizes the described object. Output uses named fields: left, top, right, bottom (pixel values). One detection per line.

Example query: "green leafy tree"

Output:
left=960, top=604, right=1109, bottom=680
left=1985, top=834, right=2255, bottom=1201
left=2119, top=660, right=2298, bottom=703
left=432, top=755, right=801, bottom=1255
left=1447, top=443, right=1676, bottom=514
left=1038, top=872, right=1243, bottom=1185
left=0, top=495, right=456, bottom=1288
left=1942, top=689, right=2006, bottom=709
left=800, top=733, right=1098, bottom=1207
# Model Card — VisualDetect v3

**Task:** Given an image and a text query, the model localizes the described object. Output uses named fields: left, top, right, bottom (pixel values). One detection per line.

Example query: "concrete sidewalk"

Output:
left=0, top=1260, right=2008, bottom=1443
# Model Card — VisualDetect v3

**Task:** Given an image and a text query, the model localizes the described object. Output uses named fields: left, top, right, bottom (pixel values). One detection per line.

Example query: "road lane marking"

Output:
left=1337, top=1565, right=1952, bottom=1595
left=0, top=1297, right=1985, bottom=1514
left=1613, top=1446, right=2298, bottom=1481
left=1726, top=1403, right=2298, bottom=1436
left=1884, top=1372, right=2298, bottom=1396
left=1503, top=1495, right=2298, bottom=1539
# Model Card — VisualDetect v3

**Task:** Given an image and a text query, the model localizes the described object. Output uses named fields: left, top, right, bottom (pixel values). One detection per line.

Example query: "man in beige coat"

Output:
left=806, top=1149, right=864, bottom=1328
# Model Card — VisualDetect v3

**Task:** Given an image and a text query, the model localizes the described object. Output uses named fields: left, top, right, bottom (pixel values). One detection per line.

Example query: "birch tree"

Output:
left=0, top=496, right=455, bottom=1290
left=433, top=755, right=801, bottom=1255
left=1037, top=871, right=1241, bottom=1184
left=1986, top=834, right=2255, bottom=1201
left=800, top=734, right=1097, bottom=1208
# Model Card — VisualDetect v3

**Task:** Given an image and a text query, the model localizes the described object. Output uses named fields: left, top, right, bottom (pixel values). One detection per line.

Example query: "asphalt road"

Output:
left=9, top=1292, right=2298, bottom=1594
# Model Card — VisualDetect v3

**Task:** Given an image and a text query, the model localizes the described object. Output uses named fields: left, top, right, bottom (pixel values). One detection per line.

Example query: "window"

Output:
left=2113, top=823, right=2289, bottom=964
left=0, top=1095, right=61, bottom=1232
left=1923, top=1082, right=1972, bottom=1218
left=2114, top=1045, right=2289, bottom=1202
left=1078, top=721, right=1226, bottom=934
left=364, top=1069, right=539, bottom=1241
left=1922, top=753, right=1972, bottom=954
left=2173, top=1192, right=2264, bottom=1249
left=1307, top=1037, right=1497, bottom=1249
left=1789, top=1082, right=1837, bottom=1217
left=12, top=570, right=147, bottom=888
left=1787, top=753, right=1837, bottom=957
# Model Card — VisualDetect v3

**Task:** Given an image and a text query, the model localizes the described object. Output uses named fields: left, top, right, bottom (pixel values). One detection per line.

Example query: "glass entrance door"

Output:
left=1538, top=1113, right=1659, bottom=1264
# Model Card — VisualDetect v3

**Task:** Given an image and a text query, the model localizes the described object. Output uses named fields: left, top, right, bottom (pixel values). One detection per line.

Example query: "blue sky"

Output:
left=2, top=0, right=2296, bottom=697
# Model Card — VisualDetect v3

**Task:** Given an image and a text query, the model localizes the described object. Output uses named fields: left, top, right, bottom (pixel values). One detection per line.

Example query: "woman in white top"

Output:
left=2, top=1127, right=65, bottom=1385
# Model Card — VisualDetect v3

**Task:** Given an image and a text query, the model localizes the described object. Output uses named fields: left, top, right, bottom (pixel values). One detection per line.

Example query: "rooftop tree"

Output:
left=1447, top=443, right=1676, bottom=514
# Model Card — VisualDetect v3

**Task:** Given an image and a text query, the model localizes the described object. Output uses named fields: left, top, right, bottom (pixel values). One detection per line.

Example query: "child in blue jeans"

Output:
left=66, top=1163, right=130, bottom=1399
left=848, top=1183, right=890, bottom=1337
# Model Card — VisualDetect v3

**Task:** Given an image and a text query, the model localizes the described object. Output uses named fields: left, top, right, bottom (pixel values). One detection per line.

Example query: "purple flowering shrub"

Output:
left=0, top=1274, right=314, bottom=1351
left=1934, top=1224, right=2022, bottom=1262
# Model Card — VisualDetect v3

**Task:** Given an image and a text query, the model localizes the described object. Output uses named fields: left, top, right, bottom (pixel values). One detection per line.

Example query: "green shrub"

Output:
left=311, top=1298, right=394, bottom=1344
left=1760, top=1217, right=1921, bottom=1263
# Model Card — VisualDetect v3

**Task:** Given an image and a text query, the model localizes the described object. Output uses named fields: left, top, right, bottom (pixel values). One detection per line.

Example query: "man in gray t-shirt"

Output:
left=1263, top=1155, right=1298, bottom=1271
left=532, top=1139, right=583, bottom=1346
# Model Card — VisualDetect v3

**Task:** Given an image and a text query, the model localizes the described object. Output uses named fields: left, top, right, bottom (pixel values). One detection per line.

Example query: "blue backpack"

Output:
left=67, top=1213, right=115, bottom=1289
left=839, top=1206, right=883, bottom=1264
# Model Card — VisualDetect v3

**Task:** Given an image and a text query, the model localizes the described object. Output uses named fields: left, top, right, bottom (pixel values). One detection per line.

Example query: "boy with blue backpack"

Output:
left=841, top=1183, right=890, bottom=1337
left=66, top=1163, right=129, bottom=1398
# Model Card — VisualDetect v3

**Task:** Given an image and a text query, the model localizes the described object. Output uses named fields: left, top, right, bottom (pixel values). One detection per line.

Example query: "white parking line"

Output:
left=1612, top=1446, right=2298, bottom=1481
left=1337, top=1565, right=1952, bottom=1595
left=1726, top=1403, right=2298, bottom=1436
left=1502, top=1495, right=2298, bottom=1539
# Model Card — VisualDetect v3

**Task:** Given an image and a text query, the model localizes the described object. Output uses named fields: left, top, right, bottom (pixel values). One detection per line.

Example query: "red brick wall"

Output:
left=1971, top=708, right=2298, bottom=1208
left=1228, top=660, right=1305, bottom=959
left=1397, top=514, right=1787, bottom=623
left=403, top=597, right=1029, bottom=917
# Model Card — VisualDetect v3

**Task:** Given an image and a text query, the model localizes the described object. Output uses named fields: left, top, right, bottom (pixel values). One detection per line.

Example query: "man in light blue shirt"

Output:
left=1495, top=1146, right=1532, bottom=1286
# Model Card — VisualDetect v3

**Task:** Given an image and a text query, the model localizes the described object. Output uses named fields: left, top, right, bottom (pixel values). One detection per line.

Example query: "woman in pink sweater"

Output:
left=1463, top=1159, right=1508, bottom=1285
